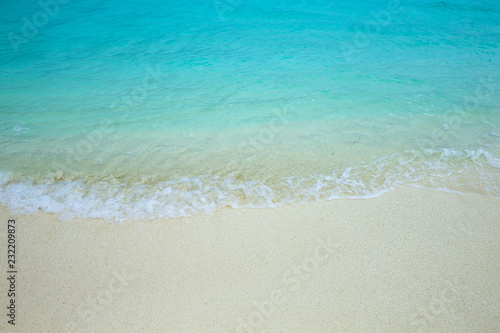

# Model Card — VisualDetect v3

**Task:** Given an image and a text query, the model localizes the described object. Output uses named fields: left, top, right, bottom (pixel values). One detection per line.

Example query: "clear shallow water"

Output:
left=0, top=0, right=499, bottom=221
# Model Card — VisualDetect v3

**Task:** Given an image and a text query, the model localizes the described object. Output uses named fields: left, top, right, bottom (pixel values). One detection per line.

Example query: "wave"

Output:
left=416, top=1, right=500, bottom=14
left=0, top=148, right=498, bottom=222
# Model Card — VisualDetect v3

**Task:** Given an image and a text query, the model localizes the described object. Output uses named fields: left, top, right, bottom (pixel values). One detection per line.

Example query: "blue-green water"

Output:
left=1, top=0, right=499, bottom=221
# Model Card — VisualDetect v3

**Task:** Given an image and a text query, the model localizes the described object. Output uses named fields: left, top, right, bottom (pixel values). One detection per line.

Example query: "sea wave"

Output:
left=0, top=148, right=498, bottom=222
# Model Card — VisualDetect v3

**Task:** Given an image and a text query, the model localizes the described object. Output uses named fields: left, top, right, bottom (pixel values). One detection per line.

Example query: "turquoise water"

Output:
left=1, top=0, right=499, bottom=221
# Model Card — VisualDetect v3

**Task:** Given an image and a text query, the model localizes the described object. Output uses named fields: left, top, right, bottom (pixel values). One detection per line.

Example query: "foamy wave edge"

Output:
left=0, top=148, right=499, bottom=222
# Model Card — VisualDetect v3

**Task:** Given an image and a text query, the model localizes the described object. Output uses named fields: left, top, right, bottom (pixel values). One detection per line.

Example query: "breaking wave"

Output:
left=0, top=148, right=498, bottom=222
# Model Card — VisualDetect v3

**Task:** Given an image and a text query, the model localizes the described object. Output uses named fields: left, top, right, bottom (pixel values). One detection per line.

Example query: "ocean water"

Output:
left=0, top=0, right=499, bottom=221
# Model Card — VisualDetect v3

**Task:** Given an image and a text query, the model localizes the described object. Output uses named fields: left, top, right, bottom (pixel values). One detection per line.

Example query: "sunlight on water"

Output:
left=0, top=0, right=499, bottom=221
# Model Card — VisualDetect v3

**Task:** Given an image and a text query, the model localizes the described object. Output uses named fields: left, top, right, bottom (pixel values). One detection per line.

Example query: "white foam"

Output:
left=13, top=123, right=29, bottom=132
left=0, top=148, right=499, bottom=222
left=466, top=149, right=500, bottom=168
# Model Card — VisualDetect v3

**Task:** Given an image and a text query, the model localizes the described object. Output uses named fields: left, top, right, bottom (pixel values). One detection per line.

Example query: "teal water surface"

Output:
left=0, top=0, right=499, bottom=221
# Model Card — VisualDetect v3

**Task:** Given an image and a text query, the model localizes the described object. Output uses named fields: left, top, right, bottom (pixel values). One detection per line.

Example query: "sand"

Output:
left=0, top=186, right=499, bottom=332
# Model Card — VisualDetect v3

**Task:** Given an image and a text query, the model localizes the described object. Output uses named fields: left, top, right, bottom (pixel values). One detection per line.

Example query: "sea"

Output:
left=0, top=0, right=499, bottom=221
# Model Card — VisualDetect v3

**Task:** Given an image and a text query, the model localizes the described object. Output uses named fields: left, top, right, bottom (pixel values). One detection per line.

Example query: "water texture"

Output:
left=0, top=0, right=499, bottom=221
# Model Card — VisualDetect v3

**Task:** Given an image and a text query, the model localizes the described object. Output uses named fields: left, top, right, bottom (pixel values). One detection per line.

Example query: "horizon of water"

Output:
left=1, top=0, right=499, bottom=221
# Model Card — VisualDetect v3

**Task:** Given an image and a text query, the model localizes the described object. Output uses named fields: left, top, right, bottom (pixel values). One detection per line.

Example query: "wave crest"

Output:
left=0, top=148, right=499, bottom=222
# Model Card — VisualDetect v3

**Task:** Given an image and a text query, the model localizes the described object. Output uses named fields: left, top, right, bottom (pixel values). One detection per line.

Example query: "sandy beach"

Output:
left=2, top=0, right=500, bottom=332
left=0, top=186, right=499, bottom=332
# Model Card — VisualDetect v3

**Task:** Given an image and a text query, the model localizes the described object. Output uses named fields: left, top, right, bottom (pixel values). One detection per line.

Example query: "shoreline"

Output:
left=0, top=185, right=499, bottom=332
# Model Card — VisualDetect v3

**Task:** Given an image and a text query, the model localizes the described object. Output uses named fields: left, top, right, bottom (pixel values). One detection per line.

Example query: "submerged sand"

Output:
left=0, top=186, right=499, bottom=332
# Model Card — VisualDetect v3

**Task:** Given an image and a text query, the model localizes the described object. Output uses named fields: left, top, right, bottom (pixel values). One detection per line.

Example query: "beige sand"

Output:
left=0, top=186, right=499, bottom=332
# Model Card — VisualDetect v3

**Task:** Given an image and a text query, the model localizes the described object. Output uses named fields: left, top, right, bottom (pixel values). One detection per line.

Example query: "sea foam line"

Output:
left=0, top=148, right=498, bottom=222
